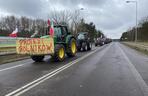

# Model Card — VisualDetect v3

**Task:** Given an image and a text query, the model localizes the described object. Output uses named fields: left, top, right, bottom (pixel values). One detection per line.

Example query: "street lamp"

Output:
left=126, top=0, right=138, bottom=42
left=74, top=8, right=84, bottom=35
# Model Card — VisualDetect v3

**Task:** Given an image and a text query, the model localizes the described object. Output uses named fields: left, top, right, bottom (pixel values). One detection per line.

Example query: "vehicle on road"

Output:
left=76, top=32, right=92, bottom=51
left=16, top=25, right=77, bottom=62
left=104, top=38, right=112, bottom=44
left=94, top=37, right=104, bottom=46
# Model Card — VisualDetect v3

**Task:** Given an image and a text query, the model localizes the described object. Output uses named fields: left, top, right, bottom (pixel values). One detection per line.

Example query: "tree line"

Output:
left=76, top=19, right=104, bottom=41
left=120, top=16, right=148, bottom=41
left=0, top=10, right=103, bottom=39
left=0, top=16, right=47, bottom=37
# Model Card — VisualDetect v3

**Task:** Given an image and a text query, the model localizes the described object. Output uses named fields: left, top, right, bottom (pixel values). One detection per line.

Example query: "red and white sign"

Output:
left=9, top=27, right=18, bottom=37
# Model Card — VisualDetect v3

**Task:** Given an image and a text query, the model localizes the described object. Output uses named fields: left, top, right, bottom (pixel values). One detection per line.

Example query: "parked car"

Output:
left=77, top=32, right=92, bottom=51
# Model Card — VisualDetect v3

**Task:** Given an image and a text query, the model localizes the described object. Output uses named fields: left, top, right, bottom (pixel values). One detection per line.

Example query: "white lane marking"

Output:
left=118, top=43, right=148, bottom=96
left=0, top=45, right=96, bottom=72
left=0, top=64, right=25, bottom=72
left=6, top=44, right=112, bottom=96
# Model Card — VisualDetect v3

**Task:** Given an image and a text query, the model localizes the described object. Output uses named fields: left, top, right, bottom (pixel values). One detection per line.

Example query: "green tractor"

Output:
left=16, top=25, right=77, bottom=62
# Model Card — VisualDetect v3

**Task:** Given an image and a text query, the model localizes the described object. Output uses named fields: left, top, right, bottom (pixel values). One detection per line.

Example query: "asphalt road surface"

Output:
left=1, top=42, right=148, bottom=96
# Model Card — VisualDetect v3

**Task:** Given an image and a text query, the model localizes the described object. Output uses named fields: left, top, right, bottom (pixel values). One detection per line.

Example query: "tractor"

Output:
left=77, top=32, right=92, bottom=51
left=16, top=25, right=77, bottom=62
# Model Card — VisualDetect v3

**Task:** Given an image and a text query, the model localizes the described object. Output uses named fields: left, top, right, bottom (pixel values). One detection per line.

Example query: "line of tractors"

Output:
left=94, top=37, right=112, bottom=47
left=16, top=24, right=112, bottom=62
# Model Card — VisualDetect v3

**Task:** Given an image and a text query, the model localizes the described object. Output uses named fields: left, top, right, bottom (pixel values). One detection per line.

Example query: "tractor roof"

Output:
left=54, top=24, right=67, bottom=27
left=78, top=32, right=88, bottom=35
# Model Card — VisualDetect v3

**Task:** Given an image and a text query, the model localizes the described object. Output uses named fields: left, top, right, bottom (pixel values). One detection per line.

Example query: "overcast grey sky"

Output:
left=0, top=0, right=147, bottom=39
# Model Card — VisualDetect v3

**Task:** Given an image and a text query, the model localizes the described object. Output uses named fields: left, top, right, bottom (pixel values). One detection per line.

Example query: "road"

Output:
left=1, top=42, right=148, bottom=96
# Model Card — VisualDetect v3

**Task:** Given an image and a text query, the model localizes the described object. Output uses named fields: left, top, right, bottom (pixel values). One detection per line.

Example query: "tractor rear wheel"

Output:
left=82, top=43, right=87, bottom=51
left=87, top=42, right=92, bottom=51
left=67, top=38, right=77, bottom=57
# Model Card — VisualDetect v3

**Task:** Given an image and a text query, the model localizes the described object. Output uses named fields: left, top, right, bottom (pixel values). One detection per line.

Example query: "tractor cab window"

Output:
left=78, top=34, right=85, bottom=39
left=54, top=27, right=62, bottom=37
left=84, top=34, right=88, bottom=39
left=45, top=27, right=50, bottom=35
left=61, top=27, right=67, bottom=36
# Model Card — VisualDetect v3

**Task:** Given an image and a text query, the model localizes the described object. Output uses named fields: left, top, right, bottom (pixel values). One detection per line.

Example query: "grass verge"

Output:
left=122, top=42, right=148, bottom=55
left=0, top=46, right=16, bottom=53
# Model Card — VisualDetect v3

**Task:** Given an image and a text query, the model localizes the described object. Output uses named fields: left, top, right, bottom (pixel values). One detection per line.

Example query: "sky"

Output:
left=0, top=0, right=147, bottom=39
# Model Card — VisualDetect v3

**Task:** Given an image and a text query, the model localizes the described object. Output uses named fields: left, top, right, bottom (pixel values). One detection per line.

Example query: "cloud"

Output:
left=0, top=0, right=148, bottom=39
left=48, top=0, right=107, bottom=8
left=0, top=0, right=47, bottom=17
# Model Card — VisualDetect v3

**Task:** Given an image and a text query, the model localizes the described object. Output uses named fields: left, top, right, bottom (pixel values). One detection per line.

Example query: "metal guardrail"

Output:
left=0, top=37, right=16, bottom=45
left=0, top=37, right=26, bottom=47
left=0, top=37, right=29, bottom=55
left=0, top=37, right=24, bottom=55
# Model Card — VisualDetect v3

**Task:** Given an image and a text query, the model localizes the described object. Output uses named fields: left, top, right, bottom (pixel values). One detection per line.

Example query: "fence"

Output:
left=0, top=37, right=25, bottom=47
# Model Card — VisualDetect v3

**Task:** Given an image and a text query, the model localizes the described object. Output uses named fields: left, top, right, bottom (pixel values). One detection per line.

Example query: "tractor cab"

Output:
left=41, top=25, right=70, bottom=43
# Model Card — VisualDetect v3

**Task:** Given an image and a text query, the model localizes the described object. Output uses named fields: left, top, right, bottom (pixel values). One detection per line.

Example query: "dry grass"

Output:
left=123, top=42, right=148, bottom=55
left=0, top=44, right=29, bottom=64
left=0, top=47, right=16, bottom=53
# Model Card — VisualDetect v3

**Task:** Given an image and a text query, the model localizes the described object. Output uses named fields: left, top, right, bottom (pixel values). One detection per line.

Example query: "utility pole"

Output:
left=126, top=0, right=138, bottom=42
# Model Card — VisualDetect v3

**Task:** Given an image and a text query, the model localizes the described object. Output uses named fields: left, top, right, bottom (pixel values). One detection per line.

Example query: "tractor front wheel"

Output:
left=53, top=44, right=65, bottom=61
left=67, top=38, right=77, bottom=57
left=31, top=55, right=44, bottom=62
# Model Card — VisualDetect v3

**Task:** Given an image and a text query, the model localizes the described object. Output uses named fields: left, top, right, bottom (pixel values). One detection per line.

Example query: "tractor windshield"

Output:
left=54, top=27, right=62, bottom=36
left=78, top=34, right=85, bottom=39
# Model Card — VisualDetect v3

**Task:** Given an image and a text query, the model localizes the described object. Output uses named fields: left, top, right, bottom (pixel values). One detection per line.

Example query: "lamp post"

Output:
left=126, top=0, right=138, bottom=42
left=74, top=8, right=84, bottom=35
left=79, top=7, right=84, bottom=18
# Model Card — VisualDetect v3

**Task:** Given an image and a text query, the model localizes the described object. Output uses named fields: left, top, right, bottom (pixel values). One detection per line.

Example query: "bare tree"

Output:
left=71, top=10, right=82, bottom=35
left=2, top=16, right=18, bottom=31
left=49, top=9, right=73, bottom=25
left=48, top=9, right=82, bottom=35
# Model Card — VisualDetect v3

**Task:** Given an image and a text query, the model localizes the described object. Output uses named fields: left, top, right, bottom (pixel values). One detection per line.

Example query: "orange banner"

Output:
left=16, top=38, right=54, bottom=55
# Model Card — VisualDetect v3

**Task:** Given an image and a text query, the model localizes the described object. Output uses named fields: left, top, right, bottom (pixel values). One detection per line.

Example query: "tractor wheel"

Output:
left=87, top=42, right=92, bottom=51
left=82, top=44, right=87, bottom=51
left=82, top=42, right=88, bottom=51
left=77, top=46, right=81, bottom=51
left=31, top=55, right=44, bottom=62
left=67, top=38, right=77, bottom=57
left=77, top=44, right=82, bottom=51
left=53, top=44, right=65, bottom=61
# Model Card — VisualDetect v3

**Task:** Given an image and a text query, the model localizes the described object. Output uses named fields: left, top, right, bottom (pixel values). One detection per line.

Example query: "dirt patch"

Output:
left=0, top=54, right=29, bottom=64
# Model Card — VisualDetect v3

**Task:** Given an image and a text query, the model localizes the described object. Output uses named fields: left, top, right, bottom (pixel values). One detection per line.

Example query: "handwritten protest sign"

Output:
left=16, top=38, right=54, bottom=55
